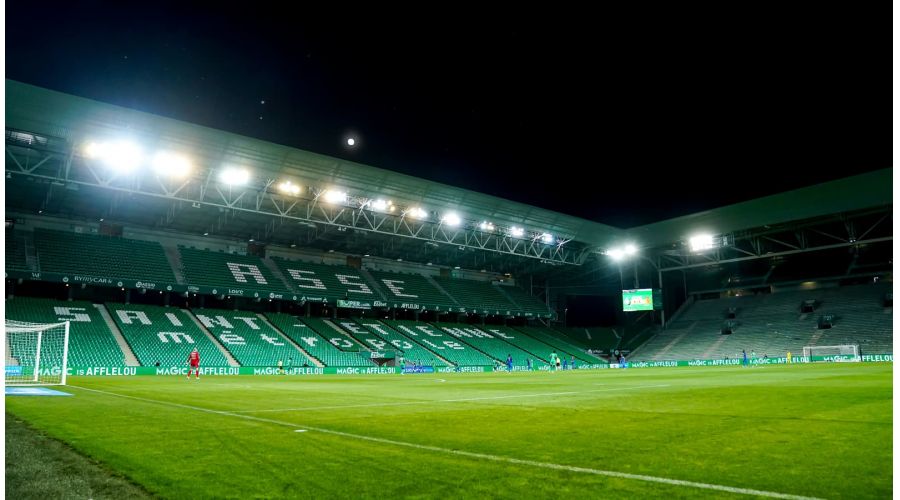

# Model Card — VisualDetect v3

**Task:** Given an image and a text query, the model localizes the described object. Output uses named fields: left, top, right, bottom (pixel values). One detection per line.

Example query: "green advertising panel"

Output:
left=622, top=288, right=653, bottom=311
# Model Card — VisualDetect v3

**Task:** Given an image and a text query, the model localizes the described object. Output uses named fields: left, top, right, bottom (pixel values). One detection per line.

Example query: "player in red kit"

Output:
left=187, top=348, right=200, bottom=380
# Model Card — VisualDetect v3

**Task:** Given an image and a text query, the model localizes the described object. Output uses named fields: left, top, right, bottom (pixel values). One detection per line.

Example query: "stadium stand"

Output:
left=6, top=297, right=126, bottom=366
left=191, top=308, right=303, bottom=366
left=272, top=257, right=383, bottom=302
left=5, top=230, right=29, bottom=271
left=431, top=322, right=542, bottom=367
left=477, top=325, right=557, bottom=363
left=383, top=319, right=495, bottom=366
left=178, top=247, right=290, bottom=296
left=105, top=303, right=230, bottom=367
left=342, top=319, right=450, bottom=366
left=432, top=278, right=517, bottom=313
left=34, top=228, right=175, bottom=282
left=499, top=286, right=554, bottom=316
left=367, top=270, right=457, bottom=309
left=630, top=283, right=893, bottom=360
left=513, top=326, right=608, bottom=363
left=266, top=314, right=373, bottom=366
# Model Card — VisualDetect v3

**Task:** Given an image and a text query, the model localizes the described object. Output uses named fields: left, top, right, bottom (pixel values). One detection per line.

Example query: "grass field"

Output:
left=5, top=363, right=893, bottom=499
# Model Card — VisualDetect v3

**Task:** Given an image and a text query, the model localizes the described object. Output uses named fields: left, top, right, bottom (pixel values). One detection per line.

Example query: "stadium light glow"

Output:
left=510, top=226, right=525, bottom=237
left=624, top=243, right=638, bottom=255
left=85, top=140, right=143, bottom=173
left=278, top=181, right=301, bottom=195
left=408, top=207, right=427, bottom=219
left=370, top=199, right=389, bottom=211
left=152, top=152, right=191, bottom=178
left=606, top=248, right=625, bottom=261
left=479, top=221, right=495, bottom=232
left=441, top=212, right=461, bottom=227
left=689, top=233, right=715, bottom=252
left=323, top=190, right=347, bottom=204
left=220, top=167, right=250, bottom=186
left=541, top=233, right=554, bottom=244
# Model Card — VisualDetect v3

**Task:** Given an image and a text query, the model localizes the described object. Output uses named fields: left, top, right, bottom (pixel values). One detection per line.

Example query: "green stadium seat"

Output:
left=5, top=298, right=126, bottom=367
left=34, top=229, right=175, bottom=283
left=105, top=303, right=230, bottom=367
left=192, top=308, right=310, bottom=366
left=367, top=270, right=457, bottom=310
left=382, top=319, right=494, bottom=366
left=271, top=257, right=382, bottom=302
left=334, top=319, right=448, bottom=366
left=265, top=313, right=373, bottom=366
left=179, top=247, right=291, bottom=297
left=431, top=321, right=547, bottom=367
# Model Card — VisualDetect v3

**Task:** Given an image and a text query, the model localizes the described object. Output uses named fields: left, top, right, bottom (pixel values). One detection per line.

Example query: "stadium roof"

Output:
left=5, top=80, right=622, bottom=249
left=5, top=80, right=892, bottom=271
left=627, top=168, right=892, bottom=249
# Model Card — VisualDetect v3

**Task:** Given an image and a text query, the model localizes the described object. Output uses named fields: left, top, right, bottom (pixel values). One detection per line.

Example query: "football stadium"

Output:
left=2, top=76, right=893, bottom=498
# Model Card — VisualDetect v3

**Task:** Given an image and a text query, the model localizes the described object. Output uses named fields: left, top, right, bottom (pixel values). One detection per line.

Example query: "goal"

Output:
left=802, top=344, right=860, bottom=362
left=5, top=320, right=70, bottom=385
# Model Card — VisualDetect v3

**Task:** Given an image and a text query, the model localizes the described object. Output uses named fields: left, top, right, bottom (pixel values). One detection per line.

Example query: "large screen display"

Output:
left=622, top=288, right=653, bottom=311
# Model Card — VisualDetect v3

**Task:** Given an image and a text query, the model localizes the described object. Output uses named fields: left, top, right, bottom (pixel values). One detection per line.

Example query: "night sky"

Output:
left=6, top=4, right=887, bottom=227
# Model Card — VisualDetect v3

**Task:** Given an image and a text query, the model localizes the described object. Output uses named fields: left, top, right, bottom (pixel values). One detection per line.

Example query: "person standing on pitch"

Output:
left=742, top=349, right=748, bottom=367
left=787, top=351, right=792, bottom=364
left=506, top=354, right=513, bottom=373
left=187, top=348, right=200, bottom=380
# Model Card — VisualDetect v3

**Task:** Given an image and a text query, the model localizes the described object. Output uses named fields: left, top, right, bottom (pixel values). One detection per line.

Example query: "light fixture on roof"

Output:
left=624, top=243, right=638, bottom=255
left=278, top=180, right=301, bottom=195
left=441, top=212, right=461, bottom=227
left=541, top=233, right=554, bottom=244
left=323, top=189, right=347, bottom=204
left=370, top=199, right=389, bottom=211
left=220, top=167, right=250, bottom=186
left=510, top=226, right=525, bottom=238
left=689, top=234, right=715, bottom=252
left=85, top=140, right=143, bottom=173
left=152, top=152, right=192, bottom=178
left=479, top=221, right=495, bottom=232
left=605, top=248, right=625, bottom=261
left=407, top=207, right=427, bottom=220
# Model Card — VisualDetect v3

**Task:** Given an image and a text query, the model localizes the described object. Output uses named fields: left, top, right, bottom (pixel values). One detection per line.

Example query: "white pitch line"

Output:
left=68, top=385, right=821, bottom=500
left=229, top=384, right=670, bottom=413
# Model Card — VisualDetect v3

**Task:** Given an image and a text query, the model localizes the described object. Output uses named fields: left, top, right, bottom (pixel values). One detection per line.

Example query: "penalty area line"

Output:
left=68, top=385, right=820, bottom=500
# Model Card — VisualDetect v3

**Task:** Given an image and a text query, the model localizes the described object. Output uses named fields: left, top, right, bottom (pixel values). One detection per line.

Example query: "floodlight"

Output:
left=408, top=207, right=427, bottom=219
left=152, top=152, right=191, bottom=178
left=347, top=138, right=356, bottom=146
left=86, top=140, right=143, bottom=173
left=689, top=234, right=715, bottom=252
left=441, top=212, right=461, bottom=226
left=624, top=243, right=638, bottom=255
left=541, top=233, right=554, bottom=244
left=371, top=199, right=388, bottom=211
left=220, top=167, right=250, bottom=186
left=606, top=248, right=625, bottom=261
left=323, top=190, right=347, bottom=204
left=479, top=221, right=495, bottom=232
left=278, top=181, right=301, bottom=195
left=510, top=226, right=525, bottom=237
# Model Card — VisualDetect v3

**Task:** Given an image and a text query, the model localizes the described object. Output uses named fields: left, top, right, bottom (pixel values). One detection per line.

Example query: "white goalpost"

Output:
left=5, top=320, right=70, bottom=385
left=802, top=344, right=861, bottom=362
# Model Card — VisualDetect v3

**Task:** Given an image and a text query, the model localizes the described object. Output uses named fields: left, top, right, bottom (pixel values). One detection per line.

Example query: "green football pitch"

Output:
left=6, top=363, right=892, bottom=499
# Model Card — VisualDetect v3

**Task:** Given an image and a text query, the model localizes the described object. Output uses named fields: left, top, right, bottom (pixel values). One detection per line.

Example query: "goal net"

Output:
left=802, top=344, right=860, bottom=362
left=5, top=320, right=70, bottom=385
